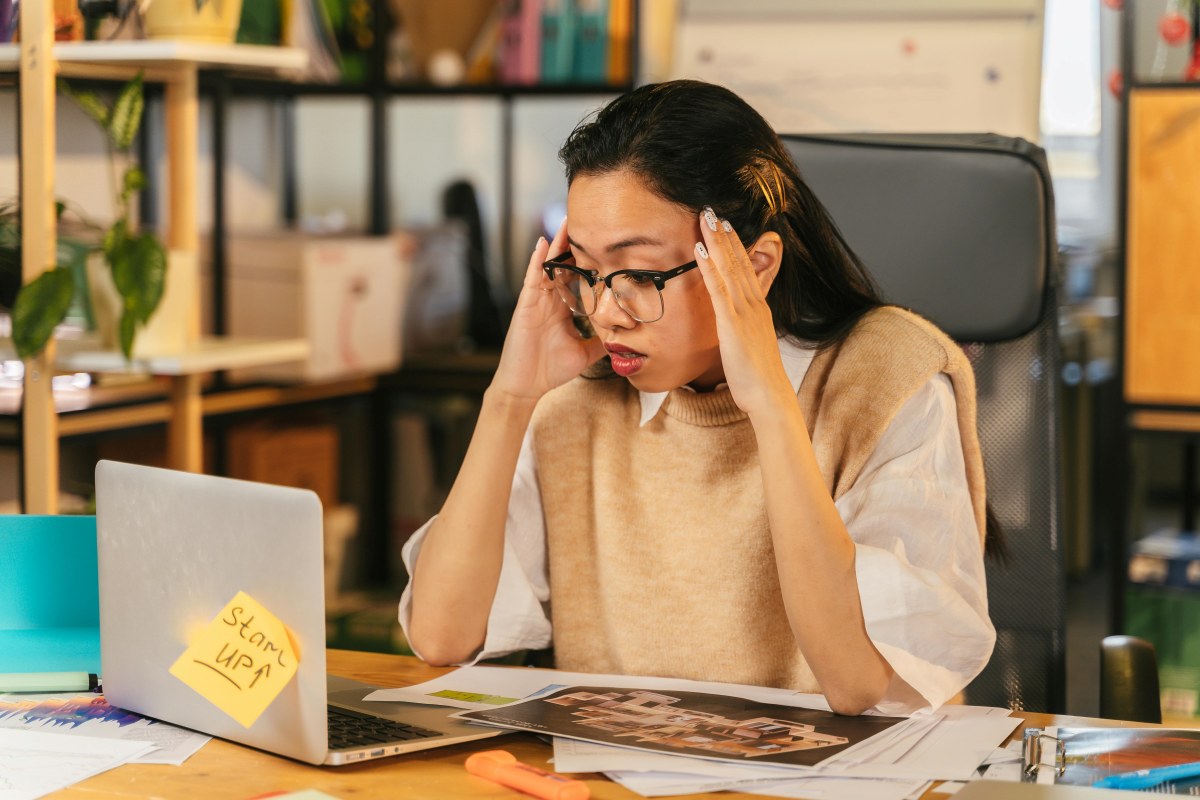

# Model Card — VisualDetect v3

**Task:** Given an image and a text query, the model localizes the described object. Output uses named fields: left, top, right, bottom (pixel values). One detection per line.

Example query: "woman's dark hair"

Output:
left=558, top=79, right=882, bottom=350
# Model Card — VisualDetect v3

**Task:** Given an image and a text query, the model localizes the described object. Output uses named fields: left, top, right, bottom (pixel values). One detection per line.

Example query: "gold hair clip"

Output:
left=750, top=166, right=777, bottom=214
left=748, top=162, right=787, bottom=215
left=769, top=162, right=786, bottom=214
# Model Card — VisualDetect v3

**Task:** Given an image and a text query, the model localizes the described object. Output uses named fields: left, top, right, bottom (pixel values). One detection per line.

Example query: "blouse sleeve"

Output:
left=835, top=373, right=996, bottom=715
left=397, top=427, right=553, bottom=664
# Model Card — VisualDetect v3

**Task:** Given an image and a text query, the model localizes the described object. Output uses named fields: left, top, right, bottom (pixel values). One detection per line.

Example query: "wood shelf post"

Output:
left=19, top=1, right=59, bottom=513
left=164, top=65, right=203, bottom=472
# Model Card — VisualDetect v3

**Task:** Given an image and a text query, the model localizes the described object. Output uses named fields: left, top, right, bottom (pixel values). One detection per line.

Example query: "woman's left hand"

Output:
left=695, top=207, right=794, bottom=418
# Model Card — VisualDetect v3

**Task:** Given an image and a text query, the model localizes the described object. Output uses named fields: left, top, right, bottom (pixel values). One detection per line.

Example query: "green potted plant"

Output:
left=12, top=72, right=167, bottom=361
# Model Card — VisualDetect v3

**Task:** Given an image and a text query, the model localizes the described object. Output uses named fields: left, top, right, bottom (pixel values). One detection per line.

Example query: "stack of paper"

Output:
left=0, top=728, right=155, bottom=800
left=366, top=666, right=1022, bottom=799
left=0, top=692, right=211, bottom=766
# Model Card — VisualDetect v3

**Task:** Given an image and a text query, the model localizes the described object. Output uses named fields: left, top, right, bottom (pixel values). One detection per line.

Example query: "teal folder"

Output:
left=0, top=515, right=100, bottom=674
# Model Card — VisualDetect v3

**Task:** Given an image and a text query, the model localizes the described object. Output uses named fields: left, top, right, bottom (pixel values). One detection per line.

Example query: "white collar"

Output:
left=636, top=337, right=815, bottom=426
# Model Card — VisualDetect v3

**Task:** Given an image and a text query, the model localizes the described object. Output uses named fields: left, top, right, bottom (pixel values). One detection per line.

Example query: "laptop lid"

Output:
left=95, top=460, right=329, bottom=764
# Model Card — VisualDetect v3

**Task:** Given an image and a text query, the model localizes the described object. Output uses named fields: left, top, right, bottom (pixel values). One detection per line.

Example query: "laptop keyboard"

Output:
left=327, top=704, right=445, bottom=751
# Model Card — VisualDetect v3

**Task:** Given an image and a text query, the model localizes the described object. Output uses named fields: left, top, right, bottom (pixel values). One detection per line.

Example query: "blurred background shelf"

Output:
left=0, top=335, right=309, bottom=376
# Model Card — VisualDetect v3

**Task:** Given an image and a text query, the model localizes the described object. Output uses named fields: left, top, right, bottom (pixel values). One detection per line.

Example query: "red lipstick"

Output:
left=605, top=343, right=646, bottom=377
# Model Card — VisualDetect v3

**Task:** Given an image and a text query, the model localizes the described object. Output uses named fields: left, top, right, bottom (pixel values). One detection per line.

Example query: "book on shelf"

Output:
left=540, top=0, right=576, bottom=83
left=572, top=0, right=608, bottom=83
left=606, top=0, right=632, bottom=85
left=498, top=0, right=542, bottom=85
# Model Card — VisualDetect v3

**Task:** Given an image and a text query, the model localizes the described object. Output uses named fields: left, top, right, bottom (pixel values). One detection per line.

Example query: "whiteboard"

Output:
left=671, top=10, right=1044, bottom=140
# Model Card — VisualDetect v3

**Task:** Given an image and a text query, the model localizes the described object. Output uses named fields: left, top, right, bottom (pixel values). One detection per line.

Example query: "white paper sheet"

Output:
left=832, top=715, right=1023, bottom=781
left=0, top=693, right=211, bottom=765
left=366, top=665, right=832, bottom=712
left=979, top=762, right=1023, bottom=782
left=980, top=740, right=1024, bottom=766
left=822, top=715, right=941, bottom=768
left=553, top=737, right=809, bottom=778
left=0, top=728, right=154, bottom=800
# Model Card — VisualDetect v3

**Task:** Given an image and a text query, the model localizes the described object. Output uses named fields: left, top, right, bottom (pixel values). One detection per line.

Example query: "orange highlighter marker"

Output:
left=465, top=750, right=590, bottom=800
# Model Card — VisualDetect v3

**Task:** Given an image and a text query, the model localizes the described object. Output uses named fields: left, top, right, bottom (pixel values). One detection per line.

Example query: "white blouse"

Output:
left=398, top=339, right=996, bottom=715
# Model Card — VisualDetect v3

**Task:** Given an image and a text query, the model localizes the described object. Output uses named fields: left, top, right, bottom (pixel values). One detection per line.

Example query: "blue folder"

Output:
left=0, top=515, right=100, bottom=674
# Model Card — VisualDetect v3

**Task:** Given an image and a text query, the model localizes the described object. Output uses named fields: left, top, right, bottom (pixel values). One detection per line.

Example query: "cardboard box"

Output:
left=221, top=234, right=410, bottom=383
left=226, top=421, right=340, bottom=508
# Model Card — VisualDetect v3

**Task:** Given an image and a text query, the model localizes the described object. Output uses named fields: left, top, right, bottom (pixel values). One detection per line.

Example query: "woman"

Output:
left=400, top=80, right=994, bottom=716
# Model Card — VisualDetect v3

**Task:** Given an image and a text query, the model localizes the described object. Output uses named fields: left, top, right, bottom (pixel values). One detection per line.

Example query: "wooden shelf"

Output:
left=9, top=19, right=315, bottom=508
left=222, top=75, right=634, bottom=98
left=0, top=41, right=306, bottom=73
left=39, top=335, right=310, bottom=376
left=0, top=373, right=379, bottom=439
left=1129, top=410, right=1200, bottom=435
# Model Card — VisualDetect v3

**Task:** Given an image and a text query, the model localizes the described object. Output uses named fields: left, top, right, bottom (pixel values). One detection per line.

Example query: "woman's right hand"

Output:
left=489, top=221, right=606, bottom=402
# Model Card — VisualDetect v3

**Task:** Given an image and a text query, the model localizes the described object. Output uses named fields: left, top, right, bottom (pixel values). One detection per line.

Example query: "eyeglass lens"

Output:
left=549, top=269, right=665, bottom=323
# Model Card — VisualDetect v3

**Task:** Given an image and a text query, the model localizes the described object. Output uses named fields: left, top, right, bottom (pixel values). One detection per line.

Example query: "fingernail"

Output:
left=534, top=236, right=546, bottom=253
left=721, top=219, right=733, bottom=233
left=695, top=241, right=709, bottom=259
left=702, top=206, right=718, bottom=231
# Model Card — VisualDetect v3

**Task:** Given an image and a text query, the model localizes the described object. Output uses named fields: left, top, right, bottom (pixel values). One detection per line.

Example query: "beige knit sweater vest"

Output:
left=528, top=306, right=986, bottom=691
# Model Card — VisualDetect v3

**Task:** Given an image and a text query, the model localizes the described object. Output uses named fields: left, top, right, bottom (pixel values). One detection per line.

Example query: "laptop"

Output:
left=94, top=459, right=503, bottom=765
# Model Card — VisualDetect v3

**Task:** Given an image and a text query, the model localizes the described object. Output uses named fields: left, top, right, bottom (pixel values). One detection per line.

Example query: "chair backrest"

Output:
left=782, top=133, right=1064, bottom=713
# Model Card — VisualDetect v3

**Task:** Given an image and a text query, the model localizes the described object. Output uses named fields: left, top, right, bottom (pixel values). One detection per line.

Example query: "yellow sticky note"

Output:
left=169, top=591, right=300, bottom=728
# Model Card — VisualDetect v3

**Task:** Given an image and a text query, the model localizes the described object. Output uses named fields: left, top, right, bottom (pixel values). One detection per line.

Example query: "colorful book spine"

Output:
left=499, top=0, right=543, bottom=85
left=606, top=0, right=632, bottom=85
left=541, top=0, right=576, bottom=83
left=573, top=0, right=609, bottom=83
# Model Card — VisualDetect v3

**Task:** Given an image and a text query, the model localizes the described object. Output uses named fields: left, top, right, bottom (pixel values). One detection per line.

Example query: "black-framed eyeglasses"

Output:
left=541, top=252, right=699, bottom=324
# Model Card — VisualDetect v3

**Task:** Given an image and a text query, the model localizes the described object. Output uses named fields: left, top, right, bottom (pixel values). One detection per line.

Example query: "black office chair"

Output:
left=782, top=134, right=1065, bottom=713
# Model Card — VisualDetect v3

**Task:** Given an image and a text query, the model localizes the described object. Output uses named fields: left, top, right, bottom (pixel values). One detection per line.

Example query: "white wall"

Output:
left=0, top=94, right=116, bottom=224
left=0, top=92, right=16, bottom=200
left=289, top=94, right=612, bottom=292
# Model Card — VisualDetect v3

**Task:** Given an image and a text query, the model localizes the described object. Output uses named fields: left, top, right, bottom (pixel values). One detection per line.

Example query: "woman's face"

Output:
left=565, top=170, right=725, bottom=393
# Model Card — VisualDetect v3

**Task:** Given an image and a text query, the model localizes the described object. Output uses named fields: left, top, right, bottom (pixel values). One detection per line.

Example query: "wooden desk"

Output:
left=56, top=650, right=1145, bottom=800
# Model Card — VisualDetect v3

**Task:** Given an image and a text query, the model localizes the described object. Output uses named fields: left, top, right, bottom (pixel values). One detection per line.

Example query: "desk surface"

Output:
left=54, top=650, right=1143, bottom=800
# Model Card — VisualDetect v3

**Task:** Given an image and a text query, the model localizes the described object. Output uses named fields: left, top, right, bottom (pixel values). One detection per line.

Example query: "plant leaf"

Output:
left=121, top=166, right=147, bottom=207
left=103, top=218, right=128, bottom=260
left=109, top=232, right=167, bottom=324
left=119, top=308, right=137, bottom=360
left=108, top=72, right=145, bottom=151
left=123, top=166, right=147, bottom=195
left=57, top=79, right=111, bottom=129
left=12, top=267, right=74, bottom=360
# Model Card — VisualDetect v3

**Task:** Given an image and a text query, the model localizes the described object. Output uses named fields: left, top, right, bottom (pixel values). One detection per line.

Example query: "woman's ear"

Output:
left=747, top=231, right=783, bottom=294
